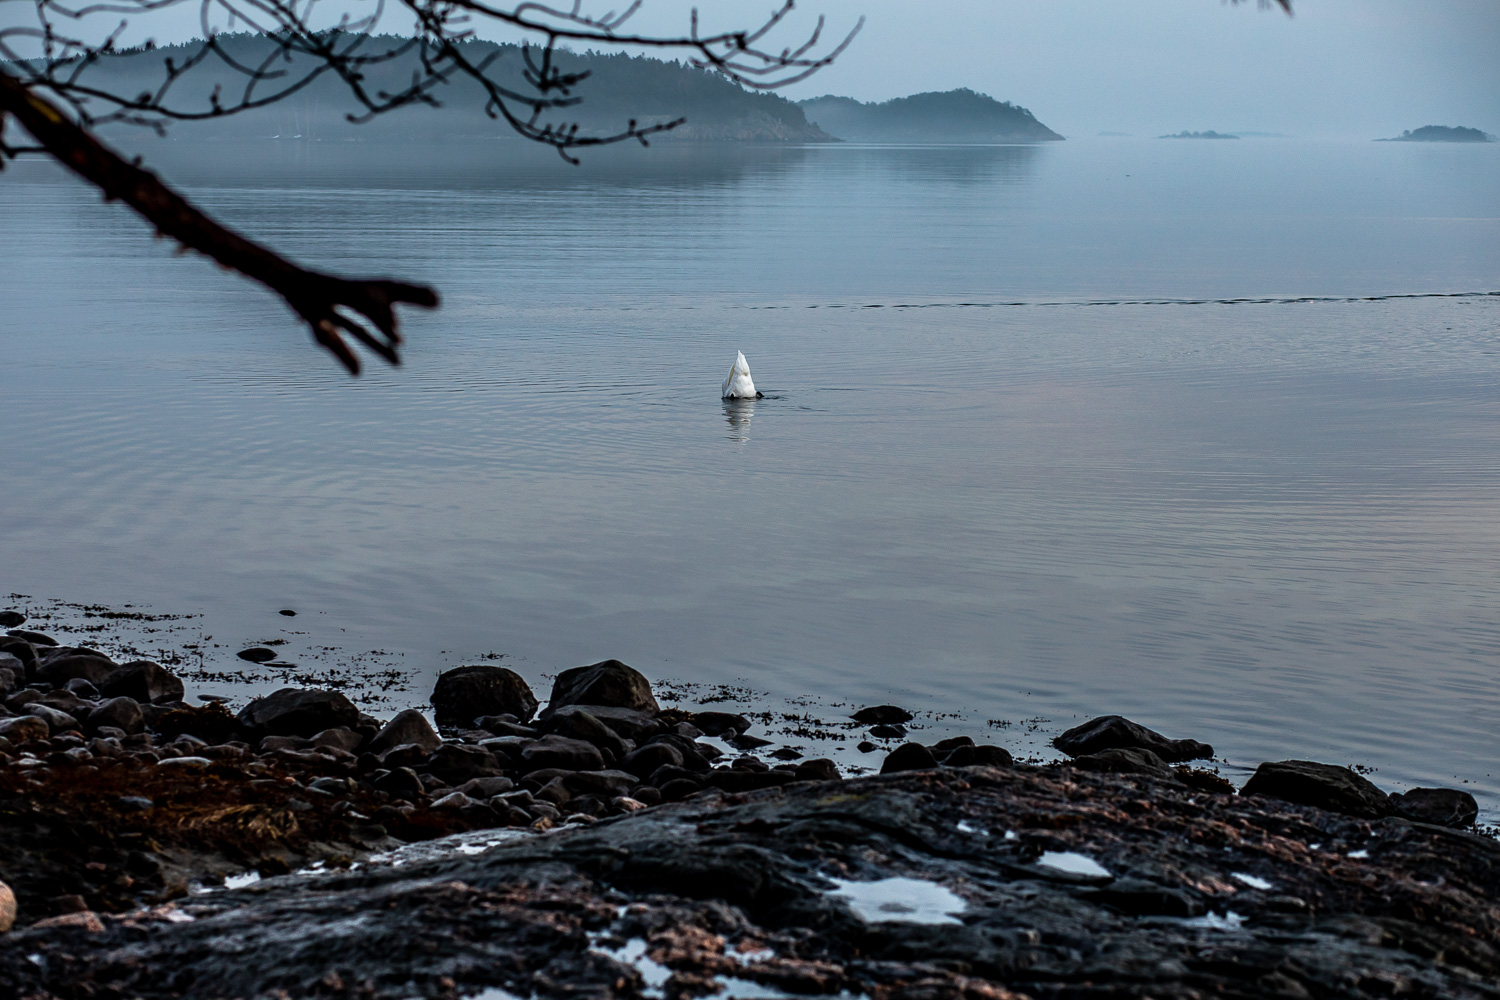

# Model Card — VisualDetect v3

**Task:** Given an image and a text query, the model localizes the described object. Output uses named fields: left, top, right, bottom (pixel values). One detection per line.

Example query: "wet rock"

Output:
left=868, top=724, right=907, bottom=739
left=311, top=728, right=364, bottom=753
left=857, top=740, right=877, bottom=753
left=117, top=796, right=154, bottom=811
left=85, top=697, right=145, bottom=736
left=544, top=659, right=658, bottom=716
left=521, top=735, right=605, bottom=773
left=155, top=702, right=242, bottom=745
left=100, top=661, right=184, bottom=704
left=562, top=770, right=638, bottom=799
left=475, top=718, right=540, bottom=739
left=1091, top=878, right=1205, bottom=918
left=279, top=609, right=297, bottom=617
left=0, top=611, right=24, bottom=628
left=704, top=769, right=799, bottom=792
left=795, top=759, right=841, bottom=781
left=0, top=716, right=47, bottom=744
left=367, top=709, right=442, bottom=755
left=567, top=706, right=664, bottom=742
left=7, top=628, right=57, bottom=647
left=25, top=703, right=79, bottom=734
left=0, top=653, right=22, bottom=692
left=62, top=677, right=100, bottom=699
left=0, top=637, right=37, bottom=676
left=1070, top=747, right=1180, bottom=782
left=943, top=744, right=1013, bottom=768
left=769, top=747, right=803, bottom=761
left=620, top=742, right=683, bottom=780
left=728, top=732, right=774, bottom=750
left=1389, top=787, right=1479, bottom=828
left=535, top=777, right=572, bottom=805
left=431, top=791, right=478, bottom=811
left=1240, top=760, right=1390, bottom=819
left=691, top=711, right=752, bottom=737
left=933, top=736, right=974, bottom=754
left=237, top=688, right=360, bottom=739
left=422, top=745, right=504, bottom=785
left=852, top=705, right=914, bottom=725
left=307, top=776, right=352, bottom=796
left=659, top=777, right=705, bottom=801
left=373, top=766, right=426, bottom=800
left=431, top=666, right=539, bottom=727
left=237, top=647, right=278, bottom=663
left=1053, top=715, right=1214, bottom=763
left=538, top=707, right=632, bottom=760
left=457, top=776, right=516, bottom=799
left=880, top=742, right=938, bottom=774
left=35, top=649, right=117, bottom=688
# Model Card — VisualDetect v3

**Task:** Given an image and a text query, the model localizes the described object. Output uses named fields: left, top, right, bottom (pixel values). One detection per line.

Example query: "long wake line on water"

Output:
left=740, top=290, right=1500, bottom=310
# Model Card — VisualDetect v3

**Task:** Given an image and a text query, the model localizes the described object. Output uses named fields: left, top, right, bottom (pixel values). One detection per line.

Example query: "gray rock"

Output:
left=432, top=791, right=479, bottom=811
left=475, top=718, right=540, bottom=739
left=1070, top=747, right=1180, bottom=782
left=26, top=703, right=80, bottom=733
left=101, top=661, right=185, bottom=704
left=852, top=705, right=914, bottom=725
left=7, top=628, right=57, bottom=646
left=795, top=759, right=841, bottom=781
left=373, top=767, right=426, bottom=800
left=237, top=688, right=359, bottom=738
left=867, top=724, right=906, bottom=739
left=1389, top=787, right=1479, bottom=828
left=431, top=666, right=539, bottom=727
left=457, top=776, right=516, bottom=798
left=691, top=711, right=752, bottom=736
left=562, top=769, right=638, bottom=798
left=0, top=611, right=25, bottom=628
left=367, top=709, right=442, bottom=755
left=521, top=735, right=605, bottom=773
left=1053, top=715, right=1213, bottom=763
left=307, top=776, right=352, bottom=796
left=1240, top=760, right=1390, bottom=819
left=880, top=742, right=938, bottom=774
left=562, top=705, right=664, bottom=742
left=0, top=637, right=37, bottom=676
left=237, top=647, right=278, bottom=663
left=311, top=728, right=364, bottom=753
left=423, top=744, right=504, bottom=785
left=544, top=660, right=658, bottom=716
left=35, top=649, right=117, bottom=688
left=63, top=677, right=101, bottom=699
left=619, top=741, right=682, bottom=779
left=0, top=715, right=47, bottom=743
left=943, top=744, right=1013, bottom=768
left=87, top=697, right=145, bottom=736
left=538, top=707, right=631, bottom=760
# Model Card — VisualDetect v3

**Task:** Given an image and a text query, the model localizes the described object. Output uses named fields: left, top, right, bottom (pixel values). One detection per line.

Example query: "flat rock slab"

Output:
left=4, top=765, right=1497, bottom=1000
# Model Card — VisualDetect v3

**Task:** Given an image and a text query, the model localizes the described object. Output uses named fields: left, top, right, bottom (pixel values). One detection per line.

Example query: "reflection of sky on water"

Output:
left=724, top=399, right=756, bottom=444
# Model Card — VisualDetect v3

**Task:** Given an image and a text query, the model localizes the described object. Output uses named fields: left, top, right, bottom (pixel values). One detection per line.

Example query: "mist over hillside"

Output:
left=56, top=34, right=831, bottom=144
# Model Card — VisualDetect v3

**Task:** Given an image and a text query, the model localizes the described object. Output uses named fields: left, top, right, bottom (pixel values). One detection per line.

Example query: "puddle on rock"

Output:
left=825, top=876, right=966, bottom=925
left=1035, top=852, right=1112, bottom=878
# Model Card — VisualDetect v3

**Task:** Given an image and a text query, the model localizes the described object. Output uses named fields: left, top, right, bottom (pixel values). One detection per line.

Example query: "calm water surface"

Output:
left=3, top=138, right=1498, bottom=814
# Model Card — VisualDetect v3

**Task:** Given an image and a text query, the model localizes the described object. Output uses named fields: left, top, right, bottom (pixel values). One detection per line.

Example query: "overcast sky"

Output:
left=14, top=1, right=1498, bottom=138
left=732, top=0, right=1500, bottom=138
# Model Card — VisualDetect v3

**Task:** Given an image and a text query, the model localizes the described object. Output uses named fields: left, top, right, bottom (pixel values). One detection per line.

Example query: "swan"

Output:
left=721, top=351, right=763, bottom=399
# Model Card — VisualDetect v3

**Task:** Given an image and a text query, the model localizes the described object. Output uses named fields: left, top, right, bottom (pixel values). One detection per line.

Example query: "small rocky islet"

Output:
left=0, top=621, right=1496, bottom=999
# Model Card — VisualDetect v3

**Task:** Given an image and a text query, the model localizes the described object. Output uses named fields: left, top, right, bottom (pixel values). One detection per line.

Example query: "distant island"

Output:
left=798, top=89, right=1064, bottom=143
left=1377, top=125, right=1492, bottom=143
left=1159, top=130, right=1238, bottom=140
left=68, top=36, right=1063, bottom=147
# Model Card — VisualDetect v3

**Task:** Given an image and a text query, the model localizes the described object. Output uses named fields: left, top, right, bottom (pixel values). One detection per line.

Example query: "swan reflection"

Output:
left=724, top=398, right=756, bottom=442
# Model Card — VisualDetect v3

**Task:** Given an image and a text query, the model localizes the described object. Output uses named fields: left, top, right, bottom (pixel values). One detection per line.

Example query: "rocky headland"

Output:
left=0, top=615, right=1495, bottom=999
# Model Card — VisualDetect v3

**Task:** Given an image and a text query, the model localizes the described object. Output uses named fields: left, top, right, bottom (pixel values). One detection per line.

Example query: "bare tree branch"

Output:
left=0, top=65, right=439, bottom=373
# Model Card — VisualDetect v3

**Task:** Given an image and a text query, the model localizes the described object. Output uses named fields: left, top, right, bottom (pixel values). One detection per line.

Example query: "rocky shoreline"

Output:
left=0, top=616, right=1496, bottom=999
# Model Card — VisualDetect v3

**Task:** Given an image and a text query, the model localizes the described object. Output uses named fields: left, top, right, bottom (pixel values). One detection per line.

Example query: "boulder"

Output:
left=620, top=742, right=683, bottom=780
left=8, top=628, right=56, bottom=646
left=237, top=648, right=279, bottom=663
left=544, top=660, right=658, bottom=715
left=852, top=705, right=914, bottom=725
left=457, top=776, right=517, bottom=798
left=1070, top=747, right=1179, bottom=781
left=563, top=770, right=638, bottom=798
left=538, top=707, right=632, bottom=760
left=567, top=706, right=663, bottom=742
left=26, top=703, right=80, bottom=733
left=0, top=880, right=14, bottom=933
left=0, top=637, right=37, bottom=676
left=0, top=715, right=48, bottom=743
left=35, top=649, right=117, bottom=688
left=87, top=697, right=145, bottom=736
left=422, top=744, right=504, bottom=785
left=367, top=709, right=442, bottom=755
left=236, top=688, right=359, bottom=739
left=1053, top=716, right=1213, bottom=763
left=880, top=742, right=938, bottom=774
left=0, top=610, right=25, bottom=627
left=691, top=711, right=752, bottom=737
left=1389, top=787, right=1479, bottom=829
left=944, top=744, right=1014, bottom=768
left=101, top=661, right=185, bottom=704
left=521, top=735, right=605, bottom=773
left=1240, top=760, right=1390, bottom=819
left=794, top=759, right=841, bottom=782
left=431, top=666, right=538, bottom=727
left=311, top=728, right=364, bottom=753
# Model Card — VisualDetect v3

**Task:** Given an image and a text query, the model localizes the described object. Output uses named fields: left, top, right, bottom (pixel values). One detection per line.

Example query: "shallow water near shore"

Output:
left=2, top=138, right=1498, bottom=817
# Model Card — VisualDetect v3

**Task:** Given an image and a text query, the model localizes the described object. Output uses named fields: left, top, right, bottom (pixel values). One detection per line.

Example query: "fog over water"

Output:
left=3, top=135, right=1498, bottom=815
